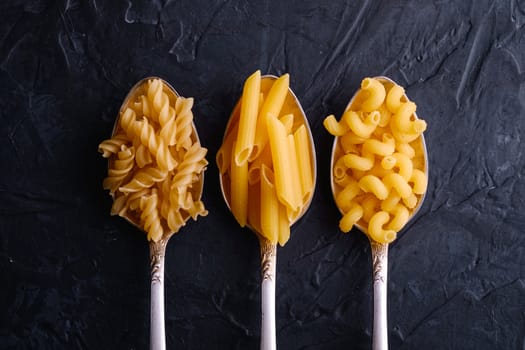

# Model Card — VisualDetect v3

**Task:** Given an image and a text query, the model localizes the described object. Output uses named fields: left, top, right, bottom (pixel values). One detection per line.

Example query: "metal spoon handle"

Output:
left=371, top=241, right=389, bottom=350
left=260, top=238, right=277, bottom=350
left=150, top=239, right=168, bottom=350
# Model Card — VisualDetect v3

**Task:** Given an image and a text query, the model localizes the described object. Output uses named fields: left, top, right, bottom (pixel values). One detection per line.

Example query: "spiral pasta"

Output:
left=325, top=77, right=428, bottom=244
left=98, top=78, right=208, bottom=242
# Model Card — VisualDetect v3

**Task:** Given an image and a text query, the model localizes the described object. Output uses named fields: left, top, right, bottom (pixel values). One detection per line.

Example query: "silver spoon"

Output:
left=219, top=75, right=317, bottom=350
left=329, top=76, right=428, bottom=350
left=109, top=77, right=205, bottom=350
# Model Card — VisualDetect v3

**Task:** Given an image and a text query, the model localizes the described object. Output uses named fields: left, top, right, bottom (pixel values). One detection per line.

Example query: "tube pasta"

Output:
left=324, top=77, right=428, bottom=243
left=99, top=78, right=208, bottom=242
left=217, top=72, right=314, bottom=246
left=234, top=70, right=261, bottom=165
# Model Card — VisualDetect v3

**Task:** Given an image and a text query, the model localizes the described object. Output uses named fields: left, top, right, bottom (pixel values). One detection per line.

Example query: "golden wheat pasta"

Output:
left=230, top=141, right=249, bottom=227
left=333, top=156, right=349, bottom=180
left=186, top=198, right=208, bottom=220
left=294, top=124, right=314, bottom=203
left=266, top=115, right=298, bottom=210
left=159, top=106, right=178, bottom=147
left=382, top=173, right=412, bottom=199
left=393, top=101, right=427, bottom=134
left=386, top=204, right=410, bottom=232
left=140, top=190, right=163, bottom=242
left=171, top=143, right=208, bottom=192
left=362, top=133, right=395, bottom=156
left=358, top=175, right=388, bottom=200
left=126, top=188, right=152, bottom=211
left=247, top=184, right=262, bottom=234
left=381, top=192, right=401, bottom=213
left=369, top=162, right=393, bottom=179
left=167, top=206, right=185, bottom=233
left=386, top=84, right=405, bottom=113
left=381, top=155, right=396, bottom=170
left=340, top=137, right=360, bottom=155
left=248, top=144, right=272, bottom=185
left=251, top=74, right=290, bottom=160
left=339, top=203, right=363, bottom=233
left=391, top=125, right=421, bottom=143
left=99, top=134, right=129, bottom=158
left=335, top=181, right=361, bottom=213
left=403, top=193, right=418, bottom=209
left=377, top=104, right=392, bottom=127
left=391, top=152, right=414, bottom=180
left=323, top=114, right=349, bottom=136
left=234, top=70, right=261, bottom=165
left=340, top=130, right=366, bottom=146
left=360, top=78, right=386, bottom=112
left=110, top=193, right=129, bottom=217
left=278, top=202, right=291, bottom=246
left=287, top=134, right=302, bottom=209
left=368, top=211, right=396, bottom=243
left=119, top=167, right=168, bottom=193
left=396, top=142, right=415, bottom=158
left=174, top=97, right=194, bottom=151
left=260, top=165, right=279, bottom=244
left=410, top=169, right=427, bottom=194
left=279, top=114, right=294, bottom=134
left=334, top=172, right=355, bottom=188
left=344, top=110, right=380, bottom=138
left=135, top=144, right=152, bottom=168
left=133, top=94, right=151, bottom=118
left=361, top=194, right=379, bottom=223
left=103, top=145, right=135, bottom=194
left=216, top=122, right=238, bottom=174
left=343, top=152, right=374, bottom=171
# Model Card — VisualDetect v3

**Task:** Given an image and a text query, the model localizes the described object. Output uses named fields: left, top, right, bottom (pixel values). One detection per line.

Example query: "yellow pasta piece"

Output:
left=360, top=77, right=386, bottom=112
left=362, top=133, right=395, bottom=156
left=294, top=125, right=314, bottom=203
left=410, top=169, right=428, bottom=194
left=382, top=173, right=412, bottom=199
left=340, top=130, right=366, bottom=146
left=395, top=142, right=415, bottom=158
left=247, top=184, right=262, bottom=234
left=287, top=134, right=302, bottom=212
left=216, top=121, right=239, bottom=174
left=230, top=141, right=249, bottom=227
left=279, top=114, right=294, bottom=134
left=323, top=114, right=349, bottom=136
left=266, top=115, right=299, bottom=210
left=393, top=101, right=427, bottom=134
left=234, top=70, right=261, bottom=166
left=386, top=204, right=409, bottom=232
left=358, top=175, right=388, bottom=200
left=343, top=152, right=374, bottom=171
left=278, top=202, right=291, bottom=246
left=368, top=211, right=397, bottom=243
left=386, top=84, right=405, bottom=113
left=339, top=203, right=363, bottom=233
left=260, top=165, right=279, bottom=244
left=335, top=181, right=361, bottom=213
left=381, top=192, right=401, bottom=212
left=361, top=194, right=379, bottom=223
left=390, top=152, right=413, bottom=180
left=247, top=144, right=272, bottom=185
left=344, top=110, right=380, bottom=138
left=252, top=74, right=289, bottom=160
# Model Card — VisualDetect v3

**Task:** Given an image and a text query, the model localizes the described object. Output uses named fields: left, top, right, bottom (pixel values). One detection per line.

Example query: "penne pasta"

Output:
left=260, top=165, right=279, bottom=244
left=230, top=141, right=249, bottom=227
left=234, top=70, right=261, bottom=166
left=293, top=125, right=314, bottom=203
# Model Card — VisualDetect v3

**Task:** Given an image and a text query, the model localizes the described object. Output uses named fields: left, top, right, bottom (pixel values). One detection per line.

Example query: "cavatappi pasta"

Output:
left=325, top=77, right=428, bottom=244
left=99, top=78, right=208, bottom=242
left=217, top=71, right=314, bottom=246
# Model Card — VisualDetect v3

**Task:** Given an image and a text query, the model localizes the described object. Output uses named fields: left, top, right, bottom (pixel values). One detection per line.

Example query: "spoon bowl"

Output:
left=108, top=77, right=205, bottom=350
left=218, top=74, right=316, bottom=350
left=329, top=76, right=428, bottom=350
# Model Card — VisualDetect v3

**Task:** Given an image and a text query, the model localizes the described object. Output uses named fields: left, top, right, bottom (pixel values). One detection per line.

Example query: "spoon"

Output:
left=219, top=75, right=317, bottom=350
left=109, top=77, right=205, bottom=350
left=329, top=76, right=428, bottom=350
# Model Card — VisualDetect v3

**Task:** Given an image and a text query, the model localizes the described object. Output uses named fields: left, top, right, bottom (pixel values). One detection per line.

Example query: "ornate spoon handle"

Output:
left=259, top=238, right=277, bottom=350
left=150, top=239, right=168, bottom=350
left=371, top=241, right=389, bottom=350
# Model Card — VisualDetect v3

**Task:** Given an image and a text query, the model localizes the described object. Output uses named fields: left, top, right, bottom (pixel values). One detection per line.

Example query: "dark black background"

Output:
left=1, top=0, right=525, bottom=349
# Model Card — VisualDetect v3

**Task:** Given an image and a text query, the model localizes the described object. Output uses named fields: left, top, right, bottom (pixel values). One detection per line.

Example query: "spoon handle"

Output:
left=260, top=238, right=277, bottom=350
left=150, top=239, right=168, bottom=350
left=371, top=241, right=389, bottom=350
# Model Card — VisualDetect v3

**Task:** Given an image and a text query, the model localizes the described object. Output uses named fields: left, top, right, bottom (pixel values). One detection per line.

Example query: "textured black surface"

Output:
left=1, top=0, right=525, bottom=349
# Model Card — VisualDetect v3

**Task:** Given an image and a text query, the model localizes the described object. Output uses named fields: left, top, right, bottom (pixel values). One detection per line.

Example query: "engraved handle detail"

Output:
left=150, top=239, right=168, bottom=350
left=260, top=238, right=277, bottom=350
left=371, top=241, right=389, bottom=350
